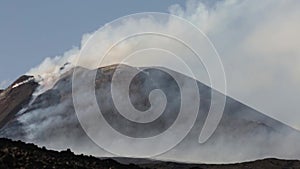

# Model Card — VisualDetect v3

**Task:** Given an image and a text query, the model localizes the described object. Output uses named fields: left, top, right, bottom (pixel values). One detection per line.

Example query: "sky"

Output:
left=0, top=0, right=187, bottom=87
left=0, top=0, right=299, bottom=130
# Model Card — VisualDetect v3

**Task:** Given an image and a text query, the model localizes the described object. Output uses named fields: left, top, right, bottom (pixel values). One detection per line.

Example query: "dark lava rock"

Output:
left=0, top=138, right=299, bottom=169
left=0, top=138, right=142, bottom=169
left=0, top=75, right=38, bottom=128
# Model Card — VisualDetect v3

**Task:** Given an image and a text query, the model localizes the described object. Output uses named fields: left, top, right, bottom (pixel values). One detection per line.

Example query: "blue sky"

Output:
left=0, top=0, right=186, bottom=87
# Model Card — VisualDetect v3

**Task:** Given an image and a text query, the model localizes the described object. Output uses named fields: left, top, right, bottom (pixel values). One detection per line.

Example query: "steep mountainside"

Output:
left=0, top=64, right=299, bottom=163
left=0, top=75, right=38, bottom=128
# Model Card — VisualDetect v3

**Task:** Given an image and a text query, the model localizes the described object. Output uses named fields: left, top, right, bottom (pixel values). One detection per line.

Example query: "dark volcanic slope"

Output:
left=0, top=138, right=300, bottom=169
left=0, top=75, right=38, bottom=128
left=0, top=64, right=300, bottom=163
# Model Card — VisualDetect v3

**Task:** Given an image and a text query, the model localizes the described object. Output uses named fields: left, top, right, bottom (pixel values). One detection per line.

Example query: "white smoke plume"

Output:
left=26, top=0, right=300, bottom=130
left=10, top=0, right=299, bottom=164
left=169, top=0, right=300, bottom=130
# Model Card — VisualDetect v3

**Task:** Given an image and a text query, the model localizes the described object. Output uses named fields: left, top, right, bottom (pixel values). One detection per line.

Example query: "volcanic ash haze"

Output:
left=0, top=64, right=300, bottom=164
left=1, top=0, right=300, bottom=164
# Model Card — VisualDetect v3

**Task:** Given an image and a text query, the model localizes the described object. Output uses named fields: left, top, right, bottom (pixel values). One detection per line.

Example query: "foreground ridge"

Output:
left=0, top=138, right=299, bottom=169
left=0, top=138, right=141, bottom=169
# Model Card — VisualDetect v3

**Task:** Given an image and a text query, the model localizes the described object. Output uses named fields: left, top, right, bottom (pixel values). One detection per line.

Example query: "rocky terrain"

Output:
left=0, top=137, right=141, bottom=169
left=0, top=137, right=300, bottom=169
left=0, top=75, right=38, bottom=128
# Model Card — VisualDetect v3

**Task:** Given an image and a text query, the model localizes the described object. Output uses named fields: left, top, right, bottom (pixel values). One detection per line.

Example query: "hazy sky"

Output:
left=0, top=0, right=187, bottom=87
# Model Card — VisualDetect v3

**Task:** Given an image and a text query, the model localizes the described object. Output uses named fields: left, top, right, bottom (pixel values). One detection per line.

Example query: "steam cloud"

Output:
left=3, top=0, right=299, bottom=164
left=27, top=0, right=300, bottom=130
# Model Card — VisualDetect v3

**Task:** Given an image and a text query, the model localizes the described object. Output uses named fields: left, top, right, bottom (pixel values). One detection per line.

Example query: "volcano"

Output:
left=0, top=64, right=299, bottom=164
